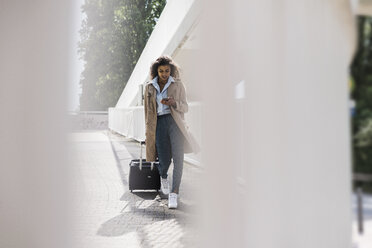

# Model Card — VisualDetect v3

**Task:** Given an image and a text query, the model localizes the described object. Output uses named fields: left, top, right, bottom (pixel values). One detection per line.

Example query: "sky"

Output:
left=68, top=0, right=85, bottom=111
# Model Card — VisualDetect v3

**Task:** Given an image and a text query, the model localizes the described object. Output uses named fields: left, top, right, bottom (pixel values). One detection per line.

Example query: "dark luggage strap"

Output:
left=139, top=141, right=155, bottom=171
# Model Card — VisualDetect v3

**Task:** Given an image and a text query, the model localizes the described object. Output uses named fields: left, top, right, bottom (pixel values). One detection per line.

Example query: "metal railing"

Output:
left=68, top=111, right=109, bottom=130
left=353, top=173, right=372, bottom=234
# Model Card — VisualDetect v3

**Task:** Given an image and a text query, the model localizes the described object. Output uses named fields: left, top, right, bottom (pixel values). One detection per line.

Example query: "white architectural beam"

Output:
left=115, top=0, right=200, bottom=108
left=199, top=0, right=355, bottom=247
left=0, top=1, right=73, bottom=248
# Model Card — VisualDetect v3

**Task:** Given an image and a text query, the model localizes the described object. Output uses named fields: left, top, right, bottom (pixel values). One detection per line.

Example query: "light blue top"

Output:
left=151, top=76, right=175, bottom=116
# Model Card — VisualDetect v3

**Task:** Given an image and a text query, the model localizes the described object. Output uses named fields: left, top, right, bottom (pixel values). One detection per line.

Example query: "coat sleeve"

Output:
left=173, top=82, right=188, bottom=114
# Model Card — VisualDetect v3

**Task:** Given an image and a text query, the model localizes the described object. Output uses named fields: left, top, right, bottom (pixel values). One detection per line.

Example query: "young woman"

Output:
left=144, top=55, right=198, bottom=209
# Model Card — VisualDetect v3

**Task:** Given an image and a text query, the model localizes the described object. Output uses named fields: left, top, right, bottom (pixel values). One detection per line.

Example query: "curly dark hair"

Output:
left=150, top=55, right=180, bottom=80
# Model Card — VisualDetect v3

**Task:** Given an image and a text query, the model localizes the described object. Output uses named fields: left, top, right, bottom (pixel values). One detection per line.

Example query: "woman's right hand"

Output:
left=160, top=98, right=169, bottom=104
left=161, top=97, right=176, bottom=107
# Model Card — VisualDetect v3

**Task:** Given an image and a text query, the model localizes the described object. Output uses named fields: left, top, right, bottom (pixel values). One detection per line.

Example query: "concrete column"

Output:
left=199, top=0, right=355, bottom=247
left=0, top=1, right=73, bottom=248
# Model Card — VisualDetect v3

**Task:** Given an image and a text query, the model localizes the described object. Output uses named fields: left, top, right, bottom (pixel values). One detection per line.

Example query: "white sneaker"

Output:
left=160, top=177, right=170, bottom=195
left=168, top=193, right=178, bottom=209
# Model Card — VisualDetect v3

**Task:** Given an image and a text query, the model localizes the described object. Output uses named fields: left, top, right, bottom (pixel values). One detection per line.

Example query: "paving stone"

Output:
left=68, top=130, right=202, bottom=248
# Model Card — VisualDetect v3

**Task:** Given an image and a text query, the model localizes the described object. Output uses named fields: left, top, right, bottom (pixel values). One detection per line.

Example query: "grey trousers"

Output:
left=155, top=114, right=184, bottom=193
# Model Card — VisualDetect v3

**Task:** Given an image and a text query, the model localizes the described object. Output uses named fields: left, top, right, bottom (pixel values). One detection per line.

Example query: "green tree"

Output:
left=351, top=16, right=372, bottom=174
left=79, top=0, right=166, bottom=111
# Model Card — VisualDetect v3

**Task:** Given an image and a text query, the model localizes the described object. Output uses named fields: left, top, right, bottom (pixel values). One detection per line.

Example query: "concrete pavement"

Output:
left=68, top=130, right=202, bottom=248
left=68, top=129, right=371, bottom=248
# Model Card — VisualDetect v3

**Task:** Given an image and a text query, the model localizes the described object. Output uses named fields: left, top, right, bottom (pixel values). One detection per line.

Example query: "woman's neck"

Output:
left=158, top=78, right=167, bottom=92
left=158, top=78, right=167, bottom=85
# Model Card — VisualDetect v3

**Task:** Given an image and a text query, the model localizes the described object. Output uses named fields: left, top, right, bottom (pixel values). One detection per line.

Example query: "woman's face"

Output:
left=157, top=65, right=171, bottom=82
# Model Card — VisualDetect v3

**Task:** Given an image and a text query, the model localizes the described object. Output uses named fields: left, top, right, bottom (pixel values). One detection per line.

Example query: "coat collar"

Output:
left=151, top=76, right=175, bottom=93
left=147, top=77, right=180, bottom=96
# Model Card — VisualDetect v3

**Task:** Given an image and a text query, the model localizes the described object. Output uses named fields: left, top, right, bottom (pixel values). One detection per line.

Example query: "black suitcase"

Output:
left=128, top=141, right=160, bottom=192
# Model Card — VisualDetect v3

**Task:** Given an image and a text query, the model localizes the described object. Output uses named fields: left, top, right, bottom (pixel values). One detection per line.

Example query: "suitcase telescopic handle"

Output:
left=139, top=141, right=144, bottom=170
left=139, top=141, right=155, bottom=171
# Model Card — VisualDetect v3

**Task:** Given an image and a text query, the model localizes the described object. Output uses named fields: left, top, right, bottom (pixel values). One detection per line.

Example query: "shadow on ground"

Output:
left=96, top=131, right=200, bottom=247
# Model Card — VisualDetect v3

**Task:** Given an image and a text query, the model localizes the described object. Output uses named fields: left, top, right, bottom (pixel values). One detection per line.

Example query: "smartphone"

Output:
left=161, top=97, right=169, bottom=104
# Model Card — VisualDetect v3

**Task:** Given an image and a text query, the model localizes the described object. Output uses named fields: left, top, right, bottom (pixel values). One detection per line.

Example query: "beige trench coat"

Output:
left=144, top=78, right=200, bottom=162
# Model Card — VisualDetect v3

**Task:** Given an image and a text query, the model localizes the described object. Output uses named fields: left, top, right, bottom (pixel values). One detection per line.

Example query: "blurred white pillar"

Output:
left=0, top=1, right=73, bottom=248
left=200, top=0, right=355, bottom=247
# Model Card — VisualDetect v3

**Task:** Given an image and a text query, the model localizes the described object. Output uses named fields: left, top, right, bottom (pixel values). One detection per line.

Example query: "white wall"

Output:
left=109, top=106, right=146, bottom=141
left=0, top=1, right=73, bottom=248
left=198, top=0, right=355, bottom=247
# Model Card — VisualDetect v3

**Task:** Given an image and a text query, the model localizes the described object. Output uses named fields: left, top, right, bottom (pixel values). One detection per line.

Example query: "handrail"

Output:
left=353, top=172, right=372, bottom=235
left=353, top=173, right=372, bottom=182
left=68, top=111, right=108, bottom=115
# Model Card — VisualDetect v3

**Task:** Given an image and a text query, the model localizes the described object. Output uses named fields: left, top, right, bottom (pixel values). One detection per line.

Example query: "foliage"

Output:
left=79, top=0, right=166, bottom=110
left=351, top=16, right=372, bottom=174
left=355, top=118, right=372, bottom=147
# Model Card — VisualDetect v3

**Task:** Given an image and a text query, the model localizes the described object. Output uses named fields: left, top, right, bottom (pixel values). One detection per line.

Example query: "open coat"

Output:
left=144, top=78, right=199, bottom=162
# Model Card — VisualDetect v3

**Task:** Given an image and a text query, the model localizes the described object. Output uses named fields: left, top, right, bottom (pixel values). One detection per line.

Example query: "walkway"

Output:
left=68, top=130, right=202, bottom=248
left=68, top=130, right=371, bottom=247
